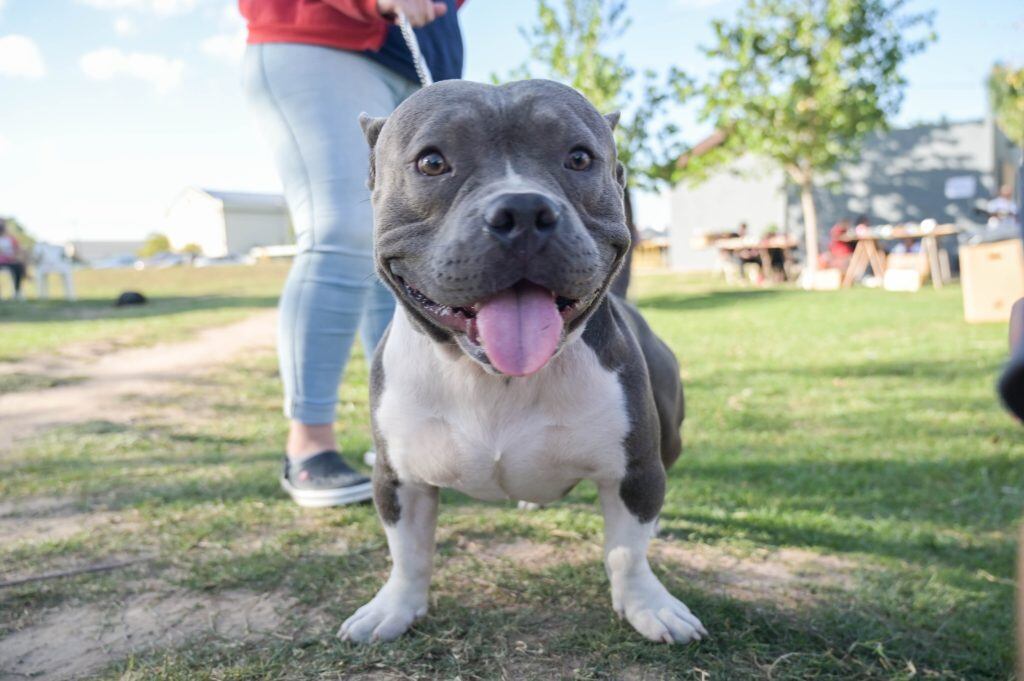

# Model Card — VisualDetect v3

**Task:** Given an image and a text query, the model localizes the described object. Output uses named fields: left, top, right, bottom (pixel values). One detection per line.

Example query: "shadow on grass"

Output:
left=637, top=287, right=794, bottom=312
left=0, top=372, right=85, bottom=394
left=750, top=358, right=1002, bottom=383
left=661, top=447, right=1021, bottom=574
left=0, top=295, right=278, bottom=325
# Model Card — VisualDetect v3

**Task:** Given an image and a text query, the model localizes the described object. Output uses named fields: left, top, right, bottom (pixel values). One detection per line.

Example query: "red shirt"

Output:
left=828, top=225, right=854, bottom=258
left=240, top=0, right=465, bottom=53
left=0, top=233, right=21, bottom=265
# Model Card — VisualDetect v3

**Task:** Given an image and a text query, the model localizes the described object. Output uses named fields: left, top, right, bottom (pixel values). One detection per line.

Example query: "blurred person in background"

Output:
left=240, top=0, right=465, bottom=507
left=987, top=185, right=1019, bottom=230
left=820, top=219, right=854, bottom=271
left=0, top=220, right=26, bottom=301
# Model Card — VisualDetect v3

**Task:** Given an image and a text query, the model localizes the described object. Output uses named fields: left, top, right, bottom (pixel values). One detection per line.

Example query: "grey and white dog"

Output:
left=339, top=79, right=705, bottom=645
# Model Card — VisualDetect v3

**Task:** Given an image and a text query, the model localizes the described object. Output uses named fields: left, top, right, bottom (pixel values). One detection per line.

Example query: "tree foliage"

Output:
left=988, top=63, right=1024, bottom=147
left=138, top=233, right=171, bottom=258
left=507, top=0, right=689, bottom=197
left=0, top=216, right=35, bottom=253
left=687, top=0, right=933, bottom=270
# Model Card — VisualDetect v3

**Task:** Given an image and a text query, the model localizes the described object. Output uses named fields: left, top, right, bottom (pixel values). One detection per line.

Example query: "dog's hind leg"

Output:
left=598, top=484, right=706, bottom=644
left=338, top=481, right=438, bottom=643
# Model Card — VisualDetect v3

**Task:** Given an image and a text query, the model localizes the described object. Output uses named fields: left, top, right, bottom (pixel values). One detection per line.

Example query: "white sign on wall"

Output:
left=944, top=175, right=977, bottom=200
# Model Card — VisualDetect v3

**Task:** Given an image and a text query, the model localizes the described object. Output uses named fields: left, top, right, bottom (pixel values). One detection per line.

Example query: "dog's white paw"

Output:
left=614, top=579, right=706, bottom=644
left=338, top=585, right=427, bottom=643
left=517, top=500, right=543, bottom=511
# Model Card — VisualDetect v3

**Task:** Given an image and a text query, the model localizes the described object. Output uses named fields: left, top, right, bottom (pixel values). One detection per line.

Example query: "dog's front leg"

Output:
left=338, top=478, right=438, bottom=643
left=598, top=484, right=706, bottom=644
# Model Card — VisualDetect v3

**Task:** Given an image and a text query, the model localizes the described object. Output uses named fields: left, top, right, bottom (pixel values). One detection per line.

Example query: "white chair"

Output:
left=32, top=243, right=76, bottom=301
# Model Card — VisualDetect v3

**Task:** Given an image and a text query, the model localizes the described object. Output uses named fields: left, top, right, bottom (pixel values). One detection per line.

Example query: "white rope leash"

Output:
left=397, top=11, right=434, bottom=87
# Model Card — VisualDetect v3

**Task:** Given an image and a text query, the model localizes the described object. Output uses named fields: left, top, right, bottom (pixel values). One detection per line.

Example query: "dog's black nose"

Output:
left=483, top=192, right=561, bottom=251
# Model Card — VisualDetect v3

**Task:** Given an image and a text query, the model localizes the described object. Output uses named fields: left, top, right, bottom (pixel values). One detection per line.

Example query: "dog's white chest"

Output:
left=376, top=311, right=629, bottom=503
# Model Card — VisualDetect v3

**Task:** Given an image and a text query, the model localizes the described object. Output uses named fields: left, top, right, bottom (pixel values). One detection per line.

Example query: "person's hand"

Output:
left=377, top=0, right=447, bottom=27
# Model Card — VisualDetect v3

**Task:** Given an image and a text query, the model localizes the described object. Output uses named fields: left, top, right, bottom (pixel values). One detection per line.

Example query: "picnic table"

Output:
left=838, top=223, right=958, bottom=289
left=708, top=234, right=800, bottom=281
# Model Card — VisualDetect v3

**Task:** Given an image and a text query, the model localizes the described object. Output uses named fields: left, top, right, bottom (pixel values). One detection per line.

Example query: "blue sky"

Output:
left=0, top=0, right=1021, bottom=242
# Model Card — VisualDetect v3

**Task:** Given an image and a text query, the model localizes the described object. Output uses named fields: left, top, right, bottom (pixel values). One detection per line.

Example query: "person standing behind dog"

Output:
left=0, top=220, right=26, bottom=301
left=240, top=0, right=466, bottom=507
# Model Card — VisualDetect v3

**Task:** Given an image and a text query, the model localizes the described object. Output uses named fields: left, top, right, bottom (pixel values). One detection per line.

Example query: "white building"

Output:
left=69, top=240, right=145, bottom=263
left=165, top=188, right=292, bottom=257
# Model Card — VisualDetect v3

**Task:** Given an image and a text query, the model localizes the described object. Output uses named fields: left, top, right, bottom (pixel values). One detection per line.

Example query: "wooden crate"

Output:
left=961, top=239, right=1024, bottom=323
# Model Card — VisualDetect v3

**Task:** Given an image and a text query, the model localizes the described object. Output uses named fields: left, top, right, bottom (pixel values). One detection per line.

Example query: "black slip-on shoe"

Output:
left=280, top=450, right=373, bottom=508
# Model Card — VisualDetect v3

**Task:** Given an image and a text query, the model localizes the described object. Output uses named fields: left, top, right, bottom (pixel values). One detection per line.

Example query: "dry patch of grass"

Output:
left=0, top=587, right=295, bottom=681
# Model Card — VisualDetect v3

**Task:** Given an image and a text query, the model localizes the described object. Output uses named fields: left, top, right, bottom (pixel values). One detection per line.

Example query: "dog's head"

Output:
left=362, top=79, right=629, bottom=376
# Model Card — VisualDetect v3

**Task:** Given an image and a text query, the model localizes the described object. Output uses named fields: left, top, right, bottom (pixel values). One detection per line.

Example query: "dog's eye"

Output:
left=565, top=148, right=593, bottom=171
left=416, top=151, right=450, bottom=176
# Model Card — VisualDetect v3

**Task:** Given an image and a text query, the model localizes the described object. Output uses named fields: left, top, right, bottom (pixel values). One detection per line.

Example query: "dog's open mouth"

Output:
left=397, top=277, right=586, bottom=376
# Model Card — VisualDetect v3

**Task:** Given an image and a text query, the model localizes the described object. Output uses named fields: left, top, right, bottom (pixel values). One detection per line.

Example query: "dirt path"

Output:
left=0, top=310, right=277, bottom=452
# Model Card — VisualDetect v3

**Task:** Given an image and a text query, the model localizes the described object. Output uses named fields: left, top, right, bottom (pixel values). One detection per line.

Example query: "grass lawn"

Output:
left=0, top=270, right=1019, bottom=679
left=0, top=263, right=288, bottom=363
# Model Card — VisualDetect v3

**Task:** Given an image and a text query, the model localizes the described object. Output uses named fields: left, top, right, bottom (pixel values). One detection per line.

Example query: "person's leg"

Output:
left=244, top=44, right=416, bottom=470
left=11, top=263, right=24, bottom=298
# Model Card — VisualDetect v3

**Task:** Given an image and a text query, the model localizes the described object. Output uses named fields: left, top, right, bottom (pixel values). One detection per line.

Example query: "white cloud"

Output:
left=76, top=0, right=200, bottom=16
left=201, top=5, right=245, bottom=63
left=80, top=47, right=184, bottom=93
left=0, top=34, right=46, bottom=79
left=114, top=17, right=137, bottom=35
left=201, top=29, right=245, bottom=63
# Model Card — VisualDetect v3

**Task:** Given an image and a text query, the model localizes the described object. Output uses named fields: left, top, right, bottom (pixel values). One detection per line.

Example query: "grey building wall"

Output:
left=795, top=119, right=1003, bottom=231
left=669, top=118, right=1014, bottom=270
left=669, top=155, right=788, bottom=270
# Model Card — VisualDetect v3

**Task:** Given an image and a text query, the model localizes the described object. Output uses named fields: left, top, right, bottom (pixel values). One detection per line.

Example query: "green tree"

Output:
left=688, top=0, right=933, bottom=276
left=505, top=0, right=689, bottom=292
left=138, top=233, right=171, bottom=258
left=0, top=216, right=36, bottom=253
left=180, top=243, right=203, bottom=256
left=988, top=63, right=1024, bottom=147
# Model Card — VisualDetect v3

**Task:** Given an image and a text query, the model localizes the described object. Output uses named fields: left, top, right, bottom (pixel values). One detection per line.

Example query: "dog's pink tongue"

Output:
left=476, top=282, right=563, bottom=377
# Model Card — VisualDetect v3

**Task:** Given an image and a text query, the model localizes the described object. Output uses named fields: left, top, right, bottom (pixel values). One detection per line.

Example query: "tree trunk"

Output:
left=799, top=179, right=820, bottom=282
left=610, top=186, right=637, bottom=298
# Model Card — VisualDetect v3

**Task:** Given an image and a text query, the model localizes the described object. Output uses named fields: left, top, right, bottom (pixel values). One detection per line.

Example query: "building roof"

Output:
left=676, top=130, right=727, bottom=168
left=199, top=188, right=287, bottom=211
left=675, top=118, right=992, bottom=169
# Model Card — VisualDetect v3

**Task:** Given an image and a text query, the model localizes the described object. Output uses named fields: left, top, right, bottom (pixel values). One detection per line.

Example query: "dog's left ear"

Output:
left=604, top=111, right=621, bottom=131
left=359, top=113, right=387, bottom=148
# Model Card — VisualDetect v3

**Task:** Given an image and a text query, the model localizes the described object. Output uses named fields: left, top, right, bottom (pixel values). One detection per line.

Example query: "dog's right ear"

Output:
left=359, top=113, right=387, bottom=189
left=359, top=113, right=387, bottom=148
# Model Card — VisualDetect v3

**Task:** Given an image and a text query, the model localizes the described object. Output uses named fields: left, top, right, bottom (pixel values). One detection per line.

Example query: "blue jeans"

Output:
left=244, top=43, right=419, bottom=424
